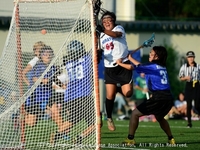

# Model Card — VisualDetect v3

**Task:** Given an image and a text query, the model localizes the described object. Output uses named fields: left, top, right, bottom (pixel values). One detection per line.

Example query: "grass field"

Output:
left=2, top=116, right=199, bottom=150
left=101, top=118, right=200, bottom=150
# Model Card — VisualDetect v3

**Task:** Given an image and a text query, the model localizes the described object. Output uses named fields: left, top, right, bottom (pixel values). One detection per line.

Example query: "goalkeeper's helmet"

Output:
left=66, top=40, right=86, bottom=60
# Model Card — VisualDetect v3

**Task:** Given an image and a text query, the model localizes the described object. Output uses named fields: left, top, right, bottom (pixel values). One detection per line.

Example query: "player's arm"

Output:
left=96, top=25, right=122, bottom=38
left=116, top=58, right=133, bottom=70
left=104, top=30, right=122, bottom=38
left=179, top=76, right=191, bottom=81
left=128, top=54, right=140, bottom=66
left=52, top=66, right=68, bottom=89
left=22, top=64, right=32, bottom=86
left=134, top=85, right=143, bottom=91
left=22, top=57, right=39, bottom=86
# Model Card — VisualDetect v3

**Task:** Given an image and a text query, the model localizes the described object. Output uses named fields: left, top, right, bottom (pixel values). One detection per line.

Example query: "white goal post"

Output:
left=0, top=0, right=101, bottom=149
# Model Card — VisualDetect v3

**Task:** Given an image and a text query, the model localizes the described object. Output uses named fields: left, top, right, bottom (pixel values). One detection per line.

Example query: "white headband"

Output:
left=102, top=15, right=112, bottom=19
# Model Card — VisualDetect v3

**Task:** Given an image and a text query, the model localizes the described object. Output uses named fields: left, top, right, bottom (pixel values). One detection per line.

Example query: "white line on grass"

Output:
left=115, top=124, right=200, bottom=129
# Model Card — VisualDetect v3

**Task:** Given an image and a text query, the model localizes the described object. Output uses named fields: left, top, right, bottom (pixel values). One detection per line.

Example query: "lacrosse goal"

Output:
left=0, top=0, right=101, bottom=149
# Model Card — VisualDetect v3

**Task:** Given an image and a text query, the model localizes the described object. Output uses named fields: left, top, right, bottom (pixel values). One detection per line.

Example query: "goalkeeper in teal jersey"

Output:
left=118, top=46, right=175, bottom=145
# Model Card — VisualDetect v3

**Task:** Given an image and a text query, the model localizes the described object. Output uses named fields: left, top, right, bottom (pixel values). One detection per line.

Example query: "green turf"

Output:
left=101, top=119, right=200, bottom=150
left=4, top=117, right=199, bottom=149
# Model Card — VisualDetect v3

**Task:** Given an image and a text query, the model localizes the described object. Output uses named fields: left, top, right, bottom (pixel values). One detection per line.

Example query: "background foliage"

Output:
left=136, top=0, right=200, bottom=21
left=164, top=43, right=186, bottom=98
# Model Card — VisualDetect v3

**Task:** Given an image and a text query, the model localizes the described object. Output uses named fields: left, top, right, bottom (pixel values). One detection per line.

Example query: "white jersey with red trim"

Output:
left=100, top=25, right=129, bottom=68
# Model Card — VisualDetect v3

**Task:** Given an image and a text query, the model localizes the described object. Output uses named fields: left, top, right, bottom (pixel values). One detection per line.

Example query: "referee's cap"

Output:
left=186, top=51, right=195, bottom=57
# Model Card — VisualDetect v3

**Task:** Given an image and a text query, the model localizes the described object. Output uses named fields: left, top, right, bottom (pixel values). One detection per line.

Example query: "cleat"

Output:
left=122, top=138, right=136, bottom=146
left=107, top=118, right=116, bottom=131
left=168, top=138, right=176, bottom=144
left=187, top=123, right=192, bottom=128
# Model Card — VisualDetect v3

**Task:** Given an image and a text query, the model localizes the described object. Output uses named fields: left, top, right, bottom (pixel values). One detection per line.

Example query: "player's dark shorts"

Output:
left=105, top=60, right=133, bottom=85
left=25, top=104, right=45, bottom=115
left=48, top=92, right=64, bottom=108
left=62, top=96, right=95, bottom=126
left=137, top=90, right=173, bottom=118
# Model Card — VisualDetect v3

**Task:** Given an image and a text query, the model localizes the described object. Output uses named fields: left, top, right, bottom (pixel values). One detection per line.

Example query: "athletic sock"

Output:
left=128, top=134, right=134, bottom=140
left=105, top=98, right=115, bottom=118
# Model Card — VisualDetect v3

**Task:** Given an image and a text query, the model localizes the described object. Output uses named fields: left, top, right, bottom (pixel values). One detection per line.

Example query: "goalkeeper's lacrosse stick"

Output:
left=130, top=33, right=155, bottom=54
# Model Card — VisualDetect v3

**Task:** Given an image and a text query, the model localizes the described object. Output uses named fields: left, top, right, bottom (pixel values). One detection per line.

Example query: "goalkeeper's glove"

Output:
left=96, top=25, right=104, bottom=37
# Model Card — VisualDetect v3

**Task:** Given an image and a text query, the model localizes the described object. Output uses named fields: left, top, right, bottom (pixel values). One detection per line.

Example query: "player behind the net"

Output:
left=22, top=41, right=46, bottom=87
left=24, top=45, right=56, bottom=127
left=49, top=40, right=97, bottom=145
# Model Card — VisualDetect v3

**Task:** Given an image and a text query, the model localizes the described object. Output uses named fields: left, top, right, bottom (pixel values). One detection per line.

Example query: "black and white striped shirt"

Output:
left=179, top=62, right=200, bottom=82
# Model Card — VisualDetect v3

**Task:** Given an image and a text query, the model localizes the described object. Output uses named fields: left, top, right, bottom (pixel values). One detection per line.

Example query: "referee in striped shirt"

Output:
left=179, top=51, right=200, bottom=128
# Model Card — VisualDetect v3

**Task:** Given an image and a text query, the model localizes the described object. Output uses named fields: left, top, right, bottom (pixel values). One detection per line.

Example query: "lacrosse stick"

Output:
left=130, top=33, right=155, bottom=54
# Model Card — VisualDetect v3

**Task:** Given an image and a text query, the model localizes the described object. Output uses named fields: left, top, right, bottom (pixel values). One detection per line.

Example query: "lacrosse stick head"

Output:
left=142, top=33, right=155, bottom=48
left=94, top=0, right=102, bottom=16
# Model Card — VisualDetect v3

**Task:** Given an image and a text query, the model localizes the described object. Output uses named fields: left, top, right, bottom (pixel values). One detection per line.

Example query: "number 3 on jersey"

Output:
left=160, top=70, right=168, bottom=84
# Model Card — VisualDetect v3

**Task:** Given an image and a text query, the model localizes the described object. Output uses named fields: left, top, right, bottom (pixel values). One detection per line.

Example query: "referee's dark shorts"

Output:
left=184, top=81, right=199, bottom=101
left=104, top=60, right=133, bottom=85
left=137, top=90, right=174, bottom=118
left=184, top=81, right=200, bottom=114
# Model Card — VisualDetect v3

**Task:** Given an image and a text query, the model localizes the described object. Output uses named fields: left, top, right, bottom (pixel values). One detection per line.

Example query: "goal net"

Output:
left=0, top=0, right=101, bottom=149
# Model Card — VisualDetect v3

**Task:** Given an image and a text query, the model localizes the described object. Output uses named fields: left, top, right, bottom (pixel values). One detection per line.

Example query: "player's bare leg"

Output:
left=50, top=104, right=71, bottom=132
left=25, top=114, right=37, bottom=127
left=121, top=82, right=133, bottom=98
left=75, top=125, right=96, bottom=144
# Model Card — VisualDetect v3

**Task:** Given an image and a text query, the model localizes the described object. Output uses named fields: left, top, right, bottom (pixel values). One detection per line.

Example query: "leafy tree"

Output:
left=136, top=0, right=200, bottom=21
left=164, top=42, right=185, bottom=99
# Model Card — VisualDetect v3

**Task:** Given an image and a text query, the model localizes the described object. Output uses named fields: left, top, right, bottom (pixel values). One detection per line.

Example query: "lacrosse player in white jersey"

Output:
left=96, top=11, right=133, bottom=131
